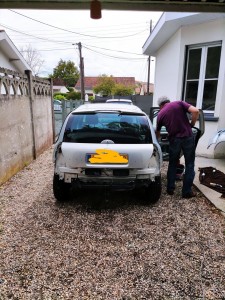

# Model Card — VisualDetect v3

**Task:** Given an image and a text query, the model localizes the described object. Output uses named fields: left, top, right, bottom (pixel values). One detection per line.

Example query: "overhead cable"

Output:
left=8, top=9, right=148, bottom=39
left=83, top=45, right=146, bottom=60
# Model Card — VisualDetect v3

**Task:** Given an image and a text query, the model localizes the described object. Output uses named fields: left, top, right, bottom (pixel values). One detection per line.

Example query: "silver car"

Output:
left=53, top=103, right=162, bottom=203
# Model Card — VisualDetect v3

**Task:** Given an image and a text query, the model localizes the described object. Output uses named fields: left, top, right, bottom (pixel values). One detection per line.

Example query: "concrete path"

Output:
left=194, top=157, right=225, bottom=217
left=180, top=156, right=225, bottom=217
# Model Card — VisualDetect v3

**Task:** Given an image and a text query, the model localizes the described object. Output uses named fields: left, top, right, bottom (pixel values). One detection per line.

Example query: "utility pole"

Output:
left=147, top=20, right=152, bottom=95
left=77, top=42, right=85, bottom=100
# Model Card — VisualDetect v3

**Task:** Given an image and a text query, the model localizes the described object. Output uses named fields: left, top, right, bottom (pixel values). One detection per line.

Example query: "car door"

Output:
left=149, top=107, right=205, bottom=161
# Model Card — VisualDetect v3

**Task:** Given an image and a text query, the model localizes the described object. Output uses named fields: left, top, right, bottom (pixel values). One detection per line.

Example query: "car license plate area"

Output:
left=86, top=153, right=128, bottom=164
left=84, top=168, right=129, bottom=177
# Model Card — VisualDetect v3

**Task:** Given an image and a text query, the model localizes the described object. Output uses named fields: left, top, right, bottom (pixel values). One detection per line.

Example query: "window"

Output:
left=63, top=112, right=152, bottom=144
left=183, top=42, right=221, bottom=112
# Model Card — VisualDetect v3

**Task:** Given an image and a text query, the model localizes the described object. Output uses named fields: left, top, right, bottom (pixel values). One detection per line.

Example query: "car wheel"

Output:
left=143, top=176, right=162, bottom=204
left=53, top=174, right=71, bottom=202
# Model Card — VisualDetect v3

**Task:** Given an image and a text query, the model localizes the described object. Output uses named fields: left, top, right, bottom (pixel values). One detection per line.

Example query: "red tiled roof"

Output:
left=75, top=76, right=135, bottom=90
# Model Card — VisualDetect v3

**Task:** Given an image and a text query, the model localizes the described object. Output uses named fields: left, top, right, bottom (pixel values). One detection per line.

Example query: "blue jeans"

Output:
left=167, top=136, right=195, bottom=196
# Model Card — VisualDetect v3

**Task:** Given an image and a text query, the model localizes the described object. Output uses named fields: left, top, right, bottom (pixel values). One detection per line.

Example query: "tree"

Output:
left=93, top=75, right=134, bottom=96
left=20, top=44, right=45, bottom=76
left=112, top=84, right=134, bottom=96
left=51, top=59, right=79, bottom=87
left=93, top=75, right=116, bottom=96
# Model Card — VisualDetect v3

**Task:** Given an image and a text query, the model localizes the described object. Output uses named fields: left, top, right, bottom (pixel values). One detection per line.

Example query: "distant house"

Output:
left=53, top=85, right=69, bottom=94
left=52, top=78, right=69, bottom=94
left=143, top=12, right=225, bottom=158
left=0, top=30, right=30, bottom=73
left=75, top=76, right=136, bottom=96
left=135, top=81, right=154, bottom=95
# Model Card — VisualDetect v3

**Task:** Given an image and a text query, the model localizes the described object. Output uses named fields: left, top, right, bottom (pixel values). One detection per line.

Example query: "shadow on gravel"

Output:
left=54, top=187, right=158, bottom=212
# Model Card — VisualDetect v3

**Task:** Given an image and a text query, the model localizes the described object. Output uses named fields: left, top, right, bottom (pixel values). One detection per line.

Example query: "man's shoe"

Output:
left=182, top=191, right=196, bottom=199
left=167, top=189, right=174, bottom=195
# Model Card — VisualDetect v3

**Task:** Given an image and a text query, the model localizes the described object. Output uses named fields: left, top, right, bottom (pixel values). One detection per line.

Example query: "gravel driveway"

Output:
left=0, top=147, right=224, bottom=300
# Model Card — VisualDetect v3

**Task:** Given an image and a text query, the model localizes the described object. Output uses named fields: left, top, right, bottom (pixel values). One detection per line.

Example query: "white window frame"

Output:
left=183, top=41, right=222, bottom=112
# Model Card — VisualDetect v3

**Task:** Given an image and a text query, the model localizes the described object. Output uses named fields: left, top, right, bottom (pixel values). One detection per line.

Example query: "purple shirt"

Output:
left=157, top=101, right=192, bottom=140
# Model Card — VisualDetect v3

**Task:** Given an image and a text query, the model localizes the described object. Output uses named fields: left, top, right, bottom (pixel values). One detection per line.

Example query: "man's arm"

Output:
left=188, top=105, right=199, bottom=127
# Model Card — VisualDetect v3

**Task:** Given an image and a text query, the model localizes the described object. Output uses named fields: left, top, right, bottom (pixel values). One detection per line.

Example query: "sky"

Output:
left=0, top=9, right=162, bottom=82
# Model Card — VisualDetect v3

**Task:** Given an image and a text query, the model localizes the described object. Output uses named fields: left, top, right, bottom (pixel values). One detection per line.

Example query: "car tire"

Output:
left=53, top=174, right=71, bottom=202
left=143, top=175, right=162, bottom=204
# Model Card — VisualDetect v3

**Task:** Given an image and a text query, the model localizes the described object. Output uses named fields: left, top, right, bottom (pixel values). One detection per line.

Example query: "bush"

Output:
left=67, top=87, right=74, bottom=92
left=54, top=94, right=67, bottom=100
left=66, top=91, right=81, bottom=100
left=89, top=96, right=94, bottom=102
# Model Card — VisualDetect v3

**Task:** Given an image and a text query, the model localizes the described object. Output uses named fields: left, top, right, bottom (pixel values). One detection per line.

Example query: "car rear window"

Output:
left=63, top=112, right=152, bottom=144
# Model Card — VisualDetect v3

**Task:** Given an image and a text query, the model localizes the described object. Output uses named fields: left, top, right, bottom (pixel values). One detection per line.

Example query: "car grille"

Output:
left=84, top=169, right=129, bottom=177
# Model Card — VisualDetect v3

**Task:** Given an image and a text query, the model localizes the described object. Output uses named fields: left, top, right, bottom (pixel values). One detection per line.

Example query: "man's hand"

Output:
left=188, top=105, right=199, bottom=127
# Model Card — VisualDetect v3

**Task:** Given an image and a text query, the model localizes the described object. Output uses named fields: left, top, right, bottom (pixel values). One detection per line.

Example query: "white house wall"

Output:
left=180, top=18, right=225, bottom=158
left=154, top=29, right=182, bottom=103
left=153, top=18, right=225, bottom=158
left=181, top=19, right=225, bottom=117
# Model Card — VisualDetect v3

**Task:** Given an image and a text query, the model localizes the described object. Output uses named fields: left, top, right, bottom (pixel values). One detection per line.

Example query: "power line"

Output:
left=83, top=44, right=144, bottom=56
left=8, top=9, right=148, bottom=39
left=8, top=9, right=150, bottom=32
left=21, top=47, right=75, bottom=52
left=1, top=10, right=154, bottom=80
left=83, top=46, right=146, bottom=61
left=0, top=23, right=73, bottom=44
left=1, top=22, right=147, bottom=58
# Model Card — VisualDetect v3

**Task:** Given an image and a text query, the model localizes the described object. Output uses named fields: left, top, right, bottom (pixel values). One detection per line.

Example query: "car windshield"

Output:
left=63, top=112, right=152, bottom=144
